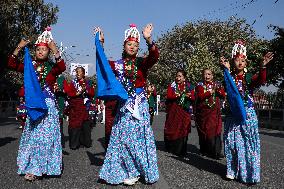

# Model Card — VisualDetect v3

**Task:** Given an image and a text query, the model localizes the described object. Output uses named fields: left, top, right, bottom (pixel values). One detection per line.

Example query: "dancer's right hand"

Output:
left=94, top=27, right=104, bottom=43
left=17, top=38, right=30, bottom=49
left=13, top=38, right=30, bottom=56
left=220, top=56, right=230, bottom=71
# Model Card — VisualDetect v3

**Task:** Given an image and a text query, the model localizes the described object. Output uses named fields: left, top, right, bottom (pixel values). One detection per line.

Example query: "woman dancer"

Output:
left=195, top=68, right=225, bottom=159
left=220, top=40, right=274, bottom=183
left=164, top=70, right=195, bottom=156
left=95, top=24, right=159, bottom=185
left=8, top=28, right=64, bottom=181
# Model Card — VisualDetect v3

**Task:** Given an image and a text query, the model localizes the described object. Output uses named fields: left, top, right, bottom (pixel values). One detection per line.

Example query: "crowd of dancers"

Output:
left=8, top=23, right=274, bottom=185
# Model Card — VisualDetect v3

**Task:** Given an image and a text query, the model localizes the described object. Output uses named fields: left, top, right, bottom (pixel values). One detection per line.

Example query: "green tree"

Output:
left=269, top=26, right=284, bottom=89
left=148, top=17, right=270, bottom=97
left=0, top=0, right=59, bottom=96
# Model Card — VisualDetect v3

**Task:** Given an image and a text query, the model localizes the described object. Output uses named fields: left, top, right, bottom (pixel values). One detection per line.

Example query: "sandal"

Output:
left=24, top=174, right=37, bottom=182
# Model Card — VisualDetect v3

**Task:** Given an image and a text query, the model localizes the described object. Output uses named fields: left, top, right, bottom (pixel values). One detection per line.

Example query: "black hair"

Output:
left=202, top=68, right=214, bottom=75
left=75, top=66, right=85, bottom=74
left=176, top=69, right=187, bottom=78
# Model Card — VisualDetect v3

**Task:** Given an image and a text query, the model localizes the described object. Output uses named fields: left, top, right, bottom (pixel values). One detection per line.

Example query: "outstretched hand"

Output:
left=220, top=56, right=230, bottom=70
left=94, top=27, right=104, bottom=43
left=48, top=40, right=58, bottom=54
left=262, top=52, right=274, bottom=66
left=142, top=23, right=153, bottom=43
left=18, top=38, right=30, bottom=49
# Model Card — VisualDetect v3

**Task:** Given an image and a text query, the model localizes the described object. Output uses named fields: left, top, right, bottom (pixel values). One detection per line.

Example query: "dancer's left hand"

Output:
left=94, top=27, right=104, bottom=43
left=262, top=52, right=274, bottom=66
left=142, top=23, right=153, bottom=44
left=48, top=40, right=61, bottom=59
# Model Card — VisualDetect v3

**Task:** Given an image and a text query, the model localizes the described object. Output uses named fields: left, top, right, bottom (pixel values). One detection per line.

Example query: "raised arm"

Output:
left=7, top=55, right=24, bottom=72
left=251, top=52, right=274, bottom=89
left=7, top=39, right=30, bottom=72
left=48, top=40, right=66, bottom=76
left=49, top=59, right=66, bottom=76
left=141, top=23, right=159, bottom=71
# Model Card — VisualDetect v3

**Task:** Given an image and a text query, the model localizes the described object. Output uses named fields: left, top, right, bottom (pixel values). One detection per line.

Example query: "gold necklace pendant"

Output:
left=125, top=64, right=132, bottom=71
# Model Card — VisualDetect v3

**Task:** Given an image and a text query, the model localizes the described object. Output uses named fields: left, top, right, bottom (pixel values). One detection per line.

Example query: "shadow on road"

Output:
left=156, top=140, right=226, bottom=178
left=259, top=131, right=284, bottom=138
left=168, top=152, right=226, bottom=178
left=86, top=151, right=105, bottom=166
left=155, top=140, right=200, bottom=155
left=0, top=137, right=17, bottom=147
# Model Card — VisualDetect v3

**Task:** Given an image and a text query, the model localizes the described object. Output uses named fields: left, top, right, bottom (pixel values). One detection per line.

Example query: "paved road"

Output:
left=0, top=112, right=283, bottom=189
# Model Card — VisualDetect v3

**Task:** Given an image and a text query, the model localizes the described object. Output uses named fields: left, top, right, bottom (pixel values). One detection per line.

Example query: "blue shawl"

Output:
left=224, top=68, right=246, bottom=124
left=95, top=33, right=128, bottom=101
left=24, top=47, right=48, bottom=122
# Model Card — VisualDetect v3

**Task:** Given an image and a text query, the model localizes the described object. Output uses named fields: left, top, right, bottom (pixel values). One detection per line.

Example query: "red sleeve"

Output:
left=195, top=85, right=211, bottom=101
left=216, top=87, right=226, bottom=98
left=63, top=80, right=77, bottom=97
left=7, top=55, right=24, bottom=73
left=50, top=59, right=66, bottom=77
left=87, top=86, right=95, bottom=98
left=153, top=88, right=157, bottom=97
left=167, top=84, right=178, bottom=100
left=251, top=68, right=266, bottom=89
left=18, top=86, right=25, bottom=97
left=188, top=89, right=195, bottom=101
left=109, top=60, right=116, bottom=72
left=141, top=46, right=159, bottom=71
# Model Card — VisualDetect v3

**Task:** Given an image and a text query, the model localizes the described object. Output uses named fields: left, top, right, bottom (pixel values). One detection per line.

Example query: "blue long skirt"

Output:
left=224, top=107, right=260, bottom=183
left=99, top=97, right=159, bottom=184
left=17, top=97, right=62, bottom=176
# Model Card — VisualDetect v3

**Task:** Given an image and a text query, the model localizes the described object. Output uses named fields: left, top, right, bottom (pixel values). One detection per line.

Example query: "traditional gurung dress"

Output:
left=8, top=53, right=65, bottom=176
left=63, top=78, right=94, bottom=149
left=164, top=81, right=195, bottom=156
left=195, top=81, right=225, bottom=158
left=98, top=47, right=160, bottom=184
left=223, top=68, right=266, bottom=183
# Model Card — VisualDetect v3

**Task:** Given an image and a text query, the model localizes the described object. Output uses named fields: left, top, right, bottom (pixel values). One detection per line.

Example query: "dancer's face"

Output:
left=35, top=46, right=49, bottom=61
left=203, top=69, right=213, bottom=82
left=76, top=68, right=85, bottom=80
left=175, top=72, right=185, bottom=84
left=148, top=85, right=154, bottom=92
left=124, top=41, right=139, bottom=57
left=234, top=57, right=247, bottom=72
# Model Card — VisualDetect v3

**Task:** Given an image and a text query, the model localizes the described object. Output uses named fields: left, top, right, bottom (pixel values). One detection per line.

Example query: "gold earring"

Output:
left=244, top=67, right=247, bottom=73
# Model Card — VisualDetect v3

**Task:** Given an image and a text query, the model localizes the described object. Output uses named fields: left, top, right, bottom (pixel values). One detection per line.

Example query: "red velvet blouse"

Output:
left=8, top=55, right=66, bottom=92
left=108, top=46, right=159, bottom=88
left=195, top=81, right=226, bottom=101
left=63, top=79, right=94, bottom=98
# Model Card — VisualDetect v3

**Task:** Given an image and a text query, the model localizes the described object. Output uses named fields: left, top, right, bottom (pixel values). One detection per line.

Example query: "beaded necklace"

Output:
left=203, top=81, right=216, bottom=108
left=174, top=82, right=186, bottom=95
left=122, top=58, right=138, bottom=96
left=172, top=81, right=190, bottom=109
left=233, top=72, right=250, bottom=106
left=72, top=78, right=86, bottom=94
left=33, top=61, right=49, bottom=88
